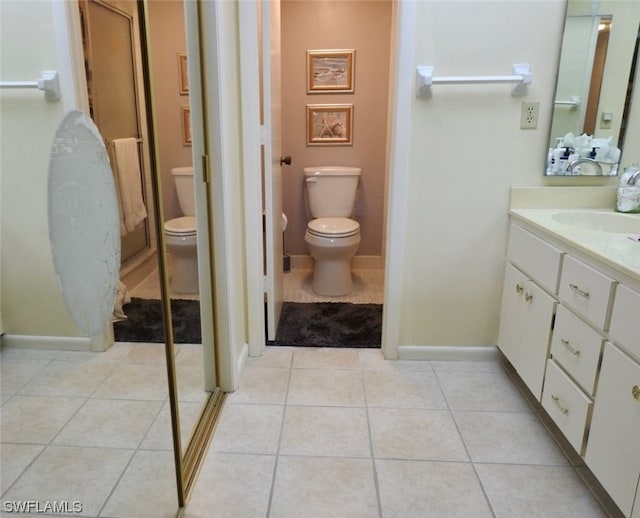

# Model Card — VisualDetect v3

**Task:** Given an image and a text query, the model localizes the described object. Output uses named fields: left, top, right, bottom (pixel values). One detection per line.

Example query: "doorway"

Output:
left=262, top=0, right=393, bottom=349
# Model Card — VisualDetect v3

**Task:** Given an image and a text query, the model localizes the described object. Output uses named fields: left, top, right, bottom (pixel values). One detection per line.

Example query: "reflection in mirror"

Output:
left=79, top=0, right=221, bottom=508
left=547, top=1, right=640, bottom=176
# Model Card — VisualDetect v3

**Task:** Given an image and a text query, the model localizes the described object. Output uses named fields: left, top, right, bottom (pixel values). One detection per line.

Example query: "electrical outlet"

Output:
left=520, top=101, right=539, bottom=129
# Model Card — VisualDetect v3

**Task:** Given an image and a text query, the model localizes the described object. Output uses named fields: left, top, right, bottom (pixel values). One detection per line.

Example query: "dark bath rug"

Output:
left=113, top=298, right=201, bottom=344
left=270, top=302, right=382, bottom=348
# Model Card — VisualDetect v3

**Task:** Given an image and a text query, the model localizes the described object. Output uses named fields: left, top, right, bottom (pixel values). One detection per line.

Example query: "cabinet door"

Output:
left=498, top=264, right=556, bottom=399
left=585, top=343, right=640, bottom=517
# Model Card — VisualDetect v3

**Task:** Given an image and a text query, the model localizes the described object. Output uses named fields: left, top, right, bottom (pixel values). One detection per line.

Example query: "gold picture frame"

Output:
left=307, top=49, right=355, bottom=93
left=181, top=105, right=191, bottom=146
left=306, top=104, right=353, bottom=146
left=178, top=52, right=188, bottom=95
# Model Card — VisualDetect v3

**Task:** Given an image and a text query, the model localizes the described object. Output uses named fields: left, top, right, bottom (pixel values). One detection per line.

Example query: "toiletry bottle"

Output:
left=616, top=164, right=640, bottom=213
left=558, top=147, right=572, bottom=175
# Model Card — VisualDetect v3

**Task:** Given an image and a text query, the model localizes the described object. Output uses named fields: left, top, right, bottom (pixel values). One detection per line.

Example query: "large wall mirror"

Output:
left=546, top=0, right=640, bottom=176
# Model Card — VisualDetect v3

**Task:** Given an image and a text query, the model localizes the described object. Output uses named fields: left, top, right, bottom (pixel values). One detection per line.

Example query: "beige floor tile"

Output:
left=52, top=399, right=162, bottom=449
left=140, top=400, right=204, bottom=451
left=56, top=341, right=133, bottom=363
left=287, top=368, right=365, bottom=407
left=175, top=362, right=208, bottom=404
left=17, top=360, right=115, bottom=397
left=183, top=453, right=275, bottom=518
left=0, top=358, right=51, bottom=395
left=292, top=347, right=361, bottom=369
left=475, top=463, right=609, bottom=518
left=175, top=344, right=204, bottom=365
left=431, top=359, right=505, bottom=372
left=359, top=349, right=433, bottom=371
left=364, top=369, right=447, bottom=409
left=454, top=411, right=570, bottom=465
left=436, top=368, right=533, bottom=412
left=211, top=403, right=284, bottom=454
left=279, top=405, right=370, bottom=457
left=0, top=396, right=84, bottom=444
left=369, top=408, right=468, bottom=461
left=270, top=456, right=378, bottom=518
left=377, top=459, right=493, bottom=518
left=226, top=366, right=290, bottom=405
left=247, top=346, right=294, bottom=368
left=91, top=363, right=169, bottom=400
left=2, top=445, right=132, bottom=516
left=0, top=443, right=45, bottom=494
left=101, top=450, right=178, bottom=518
left=121, top=343, right=168, bottom=364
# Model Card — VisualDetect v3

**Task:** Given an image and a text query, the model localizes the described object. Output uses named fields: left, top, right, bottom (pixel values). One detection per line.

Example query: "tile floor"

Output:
left=181, top=347, right=621, bottom=518
left=0, top=265, right=624, bottom=518
left=0, top=342, right=206, bottom=518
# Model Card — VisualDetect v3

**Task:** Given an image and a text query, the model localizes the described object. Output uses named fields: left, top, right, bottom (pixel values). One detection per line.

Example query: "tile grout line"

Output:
left=360, top=353, right=384, bottom=518
left=264, top=347, right=295, bottom=517
left=432, top=368, right=499, bottom=518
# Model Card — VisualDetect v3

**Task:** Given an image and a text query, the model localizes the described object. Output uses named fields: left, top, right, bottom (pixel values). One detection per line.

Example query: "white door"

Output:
left=262, top=0, right=284, bottom=341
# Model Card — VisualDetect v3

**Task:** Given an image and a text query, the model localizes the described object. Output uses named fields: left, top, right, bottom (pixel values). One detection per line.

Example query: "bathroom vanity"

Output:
left=497, top=194, right=640, bottom=517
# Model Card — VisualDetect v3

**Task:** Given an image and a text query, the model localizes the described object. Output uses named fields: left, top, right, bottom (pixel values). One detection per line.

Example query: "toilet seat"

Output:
left=164, top=216, right=196, bottom=237
left=307, top=217, right=359, bottom=238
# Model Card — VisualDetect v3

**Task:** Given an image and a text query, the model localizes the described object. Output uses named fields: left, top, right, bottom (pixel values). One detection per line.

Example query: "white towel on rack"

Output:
left=111, top=138, right=147, bottom=234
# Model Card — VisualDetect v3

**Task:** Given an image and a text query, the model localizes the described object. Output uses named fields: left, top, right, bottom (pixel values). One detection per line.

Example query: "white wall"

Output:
left=0, top=1, right=80, bottom=339
left=397, top=0, right=568, bottom=348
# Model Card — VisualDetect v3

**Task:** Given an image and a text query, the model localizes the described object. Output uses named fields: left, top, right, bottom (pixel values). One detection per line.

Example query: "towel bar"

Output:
left=0, top=71, right=60, bottom=102
left=416, top=64, right=532, bottom=97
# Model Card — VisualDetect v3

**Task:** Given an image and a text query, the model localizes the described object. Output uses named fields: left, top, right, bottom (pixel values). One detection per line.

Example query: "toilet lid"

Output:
left=307, top=217, right=359, bottom=237
left=165, top=216, right=197, bottom=236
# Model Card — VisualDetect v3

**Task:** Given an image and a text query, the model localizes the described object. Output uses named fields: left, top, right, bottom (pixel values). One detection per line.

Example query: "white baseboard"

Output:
left=290, top=255, right=383, bottom=271
left=2, top=334, right=93, bottom=351
left=397, top=345, right=501, bottom=361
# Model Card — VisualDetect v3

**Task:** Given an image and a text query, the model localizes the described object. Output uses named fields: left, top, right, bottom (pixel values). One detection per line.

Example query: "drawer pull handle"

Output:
left=633, top=385, right=640, bottom=401
left=560, top=339, right=580, bottom=357
left=525, top=292, right=533, bottom=302
left=569, top=283, right=590, bottom=299
left=515, top=283, right=523, bottom=294
left=551, top=395, right=569, bottom=415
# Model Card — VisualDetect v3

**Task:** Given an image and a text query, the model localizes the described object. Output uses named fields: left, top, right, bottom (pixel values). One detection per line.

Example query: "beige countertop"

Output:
left=509, top=208, right=640, bottom=281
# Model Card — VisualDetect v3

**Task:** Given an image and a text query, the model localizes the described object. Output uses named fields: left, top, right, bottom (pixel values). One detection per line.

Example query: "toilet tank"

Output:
left=172, top=166, right=195, bottom=216
left=304, top=166, right=361, bottom=218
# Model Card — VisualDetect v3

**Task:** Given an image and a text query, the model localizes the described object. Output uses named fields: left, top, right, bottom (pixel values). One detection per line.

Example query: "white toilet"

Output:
left=164, top=166, right=198, bottom=294
left=304, top=166, right=361, bottom=296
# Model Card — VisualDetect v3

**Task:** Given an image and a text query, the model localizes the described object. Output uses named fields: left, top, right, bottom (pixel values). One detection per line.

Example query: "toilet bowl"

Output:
left=164, top=166, right=198, bottom=294
left=165, top=216, right=198, bottom=293
left=305, top=217, right=361, bottom=296
left=303, top=166, right=362, bottom=296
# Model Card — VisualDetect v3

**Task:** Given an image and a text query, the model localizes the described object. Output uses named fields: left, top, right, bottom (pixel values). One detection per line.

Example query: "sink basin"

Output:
left=551, top=210, right=640, bottom=234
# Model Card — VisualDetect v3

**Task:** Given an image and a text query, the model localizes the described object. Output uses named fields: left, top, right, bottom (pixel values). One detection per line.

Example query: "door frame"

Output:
left=239, top=0, right=414, bottom=359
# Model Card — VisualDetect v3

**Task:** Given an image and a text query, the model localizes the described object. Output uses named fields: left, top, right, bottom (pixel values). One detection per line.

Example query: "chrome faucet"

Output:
left=626, top=169, right=640, bottom=185
left=567, top=157, right=602, bottom=176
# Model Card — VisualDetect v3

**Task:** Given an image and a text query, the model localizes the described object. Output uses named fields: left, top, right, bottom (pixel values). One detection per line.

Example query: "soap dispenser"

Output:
left=616, top=164, right=640, bottom=213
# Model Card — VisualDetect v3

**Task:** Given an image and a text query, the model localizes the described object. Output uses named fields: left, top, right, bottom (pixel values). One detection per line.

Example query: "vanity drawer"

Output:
left=507, top=224, right=563, bottom=294
left=609, top=284, right=640, bottom=361
left=541, top=359, right=593, bottom=455
left=558, top=255, right=616, bottom=331
left=551, top=305, right=604, bottom=396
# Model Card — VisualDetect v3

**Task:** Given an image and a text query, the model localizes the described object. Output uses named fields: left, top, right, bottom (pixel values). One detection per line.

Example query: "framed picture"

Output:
left=307, top=49, right=355, bottom=93
left=178, top=52, right=188, bottom=95
left=307, top=104, right=353, bottom=146
left=181, top=105, right=191, bottom=146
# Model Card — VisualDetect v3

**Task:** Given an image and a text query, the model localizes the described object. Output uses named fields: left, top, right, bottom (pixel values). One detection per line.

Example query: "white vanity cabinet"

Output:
left=497, top=225, right=562, bottom=399
left=500, top=213, right=640, bottom=517
left=540, top=255, right=615, bottom=454
left=584, top=284, right=640, bottom=518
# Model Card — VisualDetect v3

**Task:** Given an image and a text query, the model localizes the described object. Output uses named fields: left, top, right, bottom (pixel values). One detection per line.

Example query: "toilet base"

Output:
left=168, top=248, right=199, bottom=294
left=312, top=259, right=353, bottom=296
